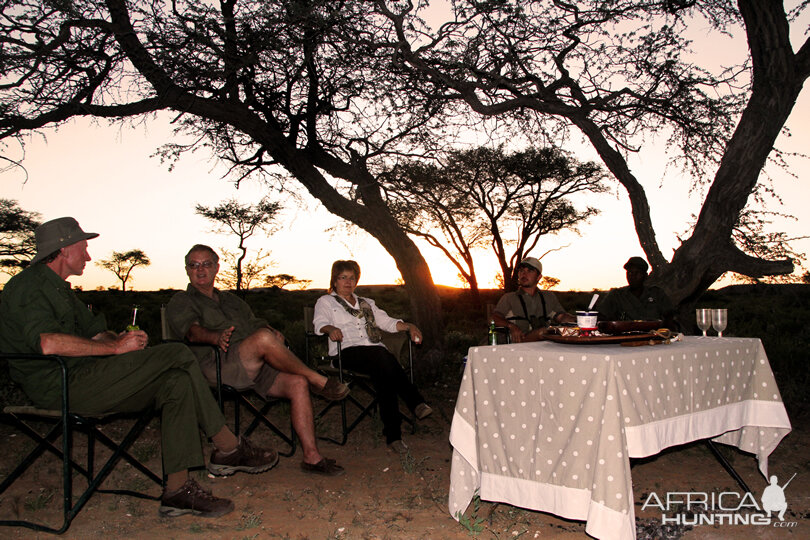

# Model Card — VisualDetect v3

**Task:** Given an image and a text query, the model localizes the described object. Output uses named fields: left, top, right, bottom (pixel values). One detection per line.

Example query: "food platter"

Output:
left=597, top=320, right=662, bottom=334
left=543, top=332, right=666, bottom=345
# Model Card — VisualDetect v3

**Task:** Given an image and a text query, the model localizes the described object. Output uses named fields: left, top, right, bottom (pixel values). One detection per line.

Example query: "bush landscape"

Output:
left=49, top=284, right=809, bottom=413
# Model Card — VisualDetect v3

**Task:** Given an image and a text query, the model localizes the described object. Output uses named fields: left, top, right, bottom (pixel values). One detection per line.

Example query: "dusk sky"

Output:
left=2, top=4, right=808, bottom=293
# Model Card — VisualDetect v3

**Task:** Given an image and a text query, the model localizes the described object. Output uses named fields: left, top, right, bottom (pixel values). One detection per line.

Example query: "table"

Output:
left=448, top=337, right=792, bottom=540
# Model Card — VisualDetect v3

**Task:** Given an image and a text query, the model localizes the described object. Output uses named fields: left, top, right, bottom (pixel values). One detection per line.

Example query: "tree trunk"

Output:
left=574, top=0, right=805, bottom=308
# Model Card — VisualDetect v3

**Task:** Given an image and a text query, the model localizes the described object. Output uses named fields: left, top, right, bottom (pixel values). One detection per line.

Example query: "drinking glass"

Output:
left=696, top=309, right=711, bottom=337
left=711, top=308, right=728, bottom=337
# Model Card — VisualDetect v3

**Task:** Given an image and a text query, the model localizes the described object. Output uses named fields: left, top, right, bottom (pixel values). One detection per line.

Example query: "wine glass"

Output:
left=711, top=308, right=728, bottom=337
left=696, top=309, right=711, bottom=337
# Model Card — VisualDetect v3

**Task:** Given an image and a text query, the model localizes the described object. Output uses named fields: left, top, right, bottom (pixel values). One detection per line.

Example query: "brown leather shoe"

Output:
left=159, top=478, right=234, bottom=518
left=208, top=437, right=279, bottom=476
left=311, top=376, right=350, bottom=401
left=300, top=457, right=345, bottom=476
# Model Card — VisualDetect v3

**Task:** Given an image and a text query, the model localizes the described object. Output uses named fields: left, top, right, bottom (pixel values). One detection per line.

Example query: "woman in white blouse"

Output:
left=313, top=260, right=432, bottom=453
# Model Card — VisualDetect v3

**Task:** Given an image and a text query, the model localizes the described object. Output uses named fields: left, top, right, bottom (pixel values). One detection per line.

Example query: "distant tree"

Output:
left=263, top=274, right=312, bottom=290
left=385, top=146, right=606, bottom=300
left=0, top=199, right=41, bottom=276
left=802, top=272, right=810, bottom=285
left=195, top=198, right=280, bottom=294
left=377, top=0, right=810, bottom=315
left=539, top=276, right=561, bottom=291
left=96, top=249, right=151, bottom=292
left=214, top=248, right=272, bottom=291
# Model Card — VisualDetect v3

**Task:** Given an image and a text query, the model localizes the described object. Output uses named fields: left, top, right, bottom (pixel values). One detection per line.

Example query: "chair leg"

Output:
left=240, top=396, right=296, bottom=457
left=0, top=412, right=162, bottom=535
left=704, top=439, right=752, bottom=493
left=315, top=381, right=379, bottom=446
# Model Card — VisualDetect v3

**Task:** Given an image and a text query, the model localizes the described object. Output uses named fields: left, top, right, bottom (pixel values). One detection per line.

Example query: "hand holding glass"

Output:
left=696, top=309, right=711, bottom=337
left=711, top=308, right=727, bottom=337
left=127, top=305, right=140, bottom=332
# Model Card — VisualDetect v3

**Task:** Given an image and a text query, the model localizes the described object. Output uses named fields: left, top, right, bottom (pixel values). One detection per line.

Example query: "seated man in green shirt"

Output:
left=166, top=244, right=346, bottom=477
left=0, top=218, right=277, bottom=519
left=596, top=256, right=679, bottom=330
left=492, top=257, right=576, bottom=343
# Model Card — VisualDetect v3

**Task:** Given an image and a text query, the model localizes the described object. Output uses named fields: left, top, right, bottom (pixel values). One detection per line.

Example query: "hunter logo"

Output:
left=642, top=473, right=798, bottom=528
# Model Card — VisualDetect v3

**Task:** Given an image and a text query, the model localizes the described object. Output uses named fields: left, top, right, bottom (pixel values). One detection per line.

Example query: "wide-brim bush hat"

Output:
left=30, top=217, right=99, bottom=264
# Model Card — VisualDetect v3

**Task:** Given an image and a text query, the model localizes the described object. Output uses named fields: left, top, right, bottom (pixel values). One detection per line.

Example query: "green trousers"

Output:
left=40, top=343, right=226, bottom=476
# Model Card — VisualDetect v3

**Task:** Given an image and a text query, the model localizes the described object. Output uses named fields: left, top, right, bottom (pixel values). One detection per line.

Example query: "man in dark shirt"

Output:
left=597, top=256, right=679, bottom=329
left=0, top=218, right=277, bottom=519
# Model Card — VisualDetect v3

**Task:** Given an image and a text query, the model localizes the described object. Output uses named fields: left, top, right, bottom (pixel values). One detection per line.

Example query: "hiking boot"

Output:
left=159, top=478, right=234, bottom=518
left=311, top=376, right=350, bottom=401
left=208, top=436, right=279, bottom=476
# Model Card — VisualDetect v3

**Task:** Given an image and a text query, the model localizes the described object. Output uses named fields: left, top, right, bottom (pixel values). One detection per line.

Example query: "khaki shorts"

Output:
left=197, top=341, right=280, bottom=397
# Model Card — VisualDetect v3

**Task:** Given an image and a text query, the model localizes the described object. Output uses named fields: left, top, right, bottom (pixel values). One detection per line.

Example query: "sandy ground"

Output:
left=1, top=382, right=807, bottom=540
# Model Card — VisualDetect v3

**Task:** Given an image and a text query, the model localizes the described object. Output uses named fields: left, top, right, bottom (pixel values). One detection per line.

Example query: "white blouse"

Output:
left=312, top=293, right=402, bottom=356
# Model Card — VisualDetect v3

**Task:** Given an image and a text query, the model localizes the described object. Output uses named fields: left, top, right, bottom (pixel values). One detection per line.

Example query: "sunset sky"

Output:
left=2, top=5, right=808, bottom=293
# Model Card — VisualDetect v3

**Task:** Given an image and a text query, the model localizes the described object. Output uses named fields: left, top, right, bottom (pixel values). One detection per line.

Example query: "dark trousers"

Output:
left=340, top=345, right=424, bottom=444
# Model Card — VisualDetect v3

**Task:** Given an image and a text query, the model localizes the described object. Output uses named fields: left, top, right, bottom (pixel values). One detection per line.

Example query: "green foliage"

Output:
left=24, top=489, right=54, bottom=511
left=455, top=492, right=485, bottom=536
left=235, top=511, right=262, bottom=530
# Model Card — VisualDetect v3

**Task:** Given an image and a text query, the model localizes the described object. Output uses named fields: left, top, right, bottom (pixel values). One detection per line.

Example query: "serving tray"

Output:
left=543, top=332, right=666, bottom=345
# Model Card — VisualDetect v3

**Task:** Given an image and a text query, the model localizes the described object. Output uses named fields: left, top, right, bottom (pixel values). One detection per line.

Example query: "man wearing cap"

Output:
left=596, top=256, right=678, bottom=329
left=166, top=244, right=346, bottom=476
left=0, top=217, right=278, bottom=519
left=492, top=257, right=576, bottom=343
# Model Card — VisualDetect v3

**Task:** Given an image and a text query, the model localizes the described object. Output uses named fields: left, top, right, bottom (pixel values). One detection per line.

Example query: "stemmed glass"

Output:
left=711, top=308, right=728, bottom=337
left=696, top=309, right=711, bottom=337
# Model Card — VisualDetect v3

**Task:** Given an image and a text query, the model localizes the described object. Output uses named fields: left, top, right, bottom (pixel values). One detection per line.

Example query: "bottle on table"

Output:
left=488, top=320, right=498, bottom=345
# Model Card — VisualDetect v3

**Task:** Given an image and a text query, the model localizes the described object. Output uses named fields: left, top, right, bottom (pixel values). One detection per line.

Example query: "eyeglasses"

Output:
left=186, top=261, right=215, bottom=270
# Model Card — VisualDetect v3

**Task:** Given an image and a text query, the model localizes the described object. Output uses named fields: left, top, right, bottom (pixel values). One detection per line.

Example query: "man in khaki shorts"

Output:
left=167, top=244, right=347, bottom=476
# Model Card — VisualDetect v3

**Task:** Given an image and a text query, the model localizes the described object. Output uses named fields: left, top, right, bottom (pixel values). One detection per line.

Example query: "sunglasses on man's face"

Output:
left=186, top=261, right=215, bottom=270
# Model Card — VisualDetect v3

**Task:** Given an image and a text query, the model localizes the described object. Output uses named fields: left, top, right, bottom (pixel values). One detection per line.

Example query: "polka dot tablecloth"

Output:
left=448, top=337, right=791, bottom=540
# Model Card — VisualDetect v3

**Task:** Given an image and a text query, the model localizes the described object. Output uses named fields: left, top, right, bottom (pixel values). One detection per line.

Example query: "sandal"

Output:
left=301, top=457, right=345, bottom=476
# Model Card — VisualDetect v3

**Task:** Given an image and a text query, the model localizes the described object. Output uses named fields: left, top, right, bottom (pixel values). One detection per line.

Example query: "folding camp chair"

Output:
left=160, top=307, right=295, bottom=457
left=303, top=306, right=414, bottom=445
left=207, top=344, right=295, bottom=457
left=0, top=352, right=162, bottom=534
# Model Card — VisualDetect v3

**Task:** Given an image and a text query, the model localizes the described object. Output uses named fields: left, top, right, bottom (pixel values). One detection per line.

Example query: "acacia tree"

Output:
left=195, top=199, right=280, bottom=293
left=0, top=199, right=41, bottom=276
left=0, top=0, right=447, bottom=352
left=375, top=0, right=810, bottom=314
left=384, top=146, right=606, bottom=301
left=96, top=249, right=151, bottom=292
